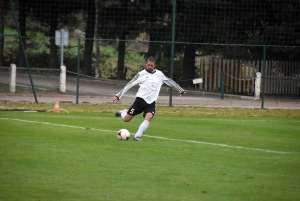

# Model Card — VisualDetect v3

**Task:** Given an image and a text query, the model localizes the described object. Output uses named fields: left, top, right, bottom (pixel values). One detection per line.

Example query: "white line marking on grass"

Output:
left=198, top=118, right=300, bottom=123
left=0, top=118, right=116, bottom=133
left=1, top=118, right=299, bottom=155
left=143, top=135, right=300, bottom=154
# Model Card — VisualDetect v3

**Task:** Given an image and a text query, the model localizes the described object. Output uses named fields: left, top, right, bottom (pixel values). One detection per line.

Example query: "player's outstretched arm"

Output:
left=163, top=76, right=185, bottom=96
left=114, top=73, right=140, bottom=102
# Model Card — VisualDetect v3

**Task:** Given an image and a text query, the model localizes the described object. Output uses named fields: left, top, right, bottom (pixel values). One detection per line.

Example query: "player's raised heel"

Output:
left=133, top=137, right=142, bottom=141
left=115, top=111, right=121, bottom=117
left=115, top=109, right=127, bottom=117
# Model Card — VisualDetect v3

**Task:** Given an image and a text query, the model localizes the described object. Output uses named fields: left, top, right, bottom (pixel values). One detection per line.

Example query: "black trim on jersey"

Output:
left=165, top=78, right=185, bottom=94
left=146, top=69, right=156, bottom=74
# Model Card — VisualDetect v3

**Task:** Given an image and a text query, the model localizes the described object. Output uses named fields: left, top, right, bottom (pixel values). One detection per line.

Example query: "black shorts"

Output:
left=127, top=97, right=156, bottom=117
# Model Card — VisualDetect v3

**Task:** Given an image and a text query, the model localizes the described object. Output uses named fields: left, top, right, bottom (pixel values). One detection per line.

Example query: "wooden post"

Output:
left=278, top=61, right=282, bottom=94
left=234, top=59, right=238, bottom=92
left=199, top=58, right=204, bottom=90
left=265, top=60, right=269, bottom=94
left=286, top=61, right=290, bottom=94
left=209, top=58, right=213, bottom=91
left=230, top=59, right=234, bottom=92
left=213, top=58, right=217, bottom=91
left=218, top=59, right=222, bottom=89
left=226, top=59, right=230, bottom=91
left=292, top=61, right=295, bottom=94
left=204, top=58, right=209, bottom=90
left=238, top=60, right=242, bottom=93
left=221, top=72, right=225, bottom=99
left=243, top=62, right=246, bottom=93
left=247, top=61, right=251, bottom=94
left=281, top=61, right=286, bottom=94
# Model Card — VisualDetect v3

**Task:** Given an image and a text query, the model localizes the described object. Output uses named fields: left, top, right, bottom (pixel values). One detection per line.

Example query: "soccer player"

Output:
left=113, top=56, right=185, bottom=141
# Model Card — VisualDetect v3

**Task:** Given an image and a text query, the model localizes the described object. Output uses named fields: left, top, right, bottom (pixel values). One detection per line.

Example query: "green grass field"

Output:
left=0, top=107, right=300, bottom=201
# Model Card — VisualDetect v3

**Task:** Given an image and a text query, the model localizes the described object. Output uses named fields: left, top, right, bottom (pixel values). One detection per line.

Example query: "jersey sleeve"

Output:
left=163, top=75, right=185, bottom=94
left=115, top=73, right=140, bottom=99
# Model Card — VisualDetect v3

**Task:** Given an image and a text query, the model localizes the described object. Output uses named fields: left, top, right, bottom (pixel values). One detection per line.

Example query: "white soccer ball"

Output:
left=117, top=129, right=130, bottom=140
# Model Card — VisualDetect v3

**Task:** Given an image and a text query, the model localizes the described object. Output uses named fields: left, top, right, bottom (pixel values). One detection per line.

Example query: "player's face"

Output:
left=145, top=61, right=156, bottom=73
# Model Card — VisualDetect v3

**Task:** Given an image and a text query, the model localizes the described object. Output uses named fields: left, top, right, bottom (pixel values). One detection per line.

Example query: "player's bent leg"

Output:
left=144, top=112, right=153, bottom=121
left=123, top=114, right=134, bottom=122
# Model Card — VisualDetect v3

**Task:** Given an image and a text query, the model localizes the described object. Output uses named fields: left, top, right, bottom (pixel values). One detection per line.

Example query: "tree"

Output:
left=175, top=0, right=216, bottom=87
left=17, top=0, right=27, bottom=67
left=94, top=0, right=100, bottom=78
left=98, top=0, right=148, bottom=79
left=24, top=0, right=64, bottom=68
left=81, top=0, right=96, bottom=75
left=24, top=0, right=92, bottom=69
left=144, top=0, right=172, bottom=60
left=0, top=0, right=4, bottom=67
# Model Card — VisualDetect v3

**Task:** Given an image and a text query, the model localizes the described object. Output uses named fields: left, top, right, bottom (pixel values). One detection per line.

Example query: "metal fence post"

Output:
left=261, top=46, right=266, bottom=109
left=169, top=0, right=177, bottom=107
left=10, top=0, right=38, bottom=103
left=76, top=38, right=81, bottom=104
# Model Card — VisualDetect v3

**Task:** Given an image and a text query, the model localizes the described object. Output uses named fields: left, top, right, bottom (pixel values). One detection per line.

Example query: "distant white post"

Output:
left=9, top=64, right=16, bottom=93
left=255, top=72, right=261, bottom=100
left=60, top=65, right=66, bottom=93
left=55, top=30, right=69, bottom=93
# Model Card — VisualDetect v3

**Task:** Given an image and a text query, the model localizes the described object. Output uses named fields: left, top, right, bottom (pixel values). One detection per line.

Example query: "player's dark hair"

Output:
left=146, top=56, right=156, bottom=63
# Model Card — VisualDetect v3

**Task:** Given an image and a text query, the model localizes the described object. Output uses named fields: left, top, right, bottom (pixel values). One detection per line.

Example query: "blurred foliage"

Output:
left=0, top=101, right=299, bottom=118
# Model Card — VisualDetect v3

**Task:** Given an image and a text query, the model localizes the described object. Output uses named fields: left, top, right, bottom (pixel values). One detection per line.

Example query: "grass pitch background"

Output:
left=0, top=104, right=299, bottom=200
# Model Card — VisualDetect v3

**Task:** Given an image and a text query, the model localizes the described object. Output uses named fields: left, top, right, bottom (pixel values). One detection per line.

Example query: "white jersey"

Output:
left=115, top=69, right=185, bottom=104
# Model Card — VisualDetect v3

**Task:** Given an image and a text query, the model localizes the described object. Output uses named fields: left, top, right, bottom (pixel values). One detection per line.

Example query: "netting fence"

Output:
left=0, top=0, right=299, bottom=109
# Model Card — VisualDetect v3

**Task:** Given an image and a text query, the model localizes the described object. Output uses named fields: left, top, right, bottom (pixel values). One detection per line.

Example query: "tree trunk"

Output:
left=49, top=10, right=58, bottom=69
left=182, top=44, right=196, bottom=87
left=17, top=0, right=27, bottom=67
left=82, top=0, right=96, bottom=75
left=146, top=0, right=158, bottom=59
left=94, top=0, right=100, bottom=78
left=0, top=0, right=4, bottom=66
left=116, top=0, right=128, bottom=80
left=117, top=34, right=126, bottom=79
left=146, top=32, right=157, bottom=58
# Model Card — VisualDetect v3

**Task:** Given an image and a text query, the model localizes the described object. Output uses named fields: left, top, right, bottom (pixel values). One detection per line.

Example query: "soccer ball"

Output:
left=117, top=129, right=130, bottom=140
